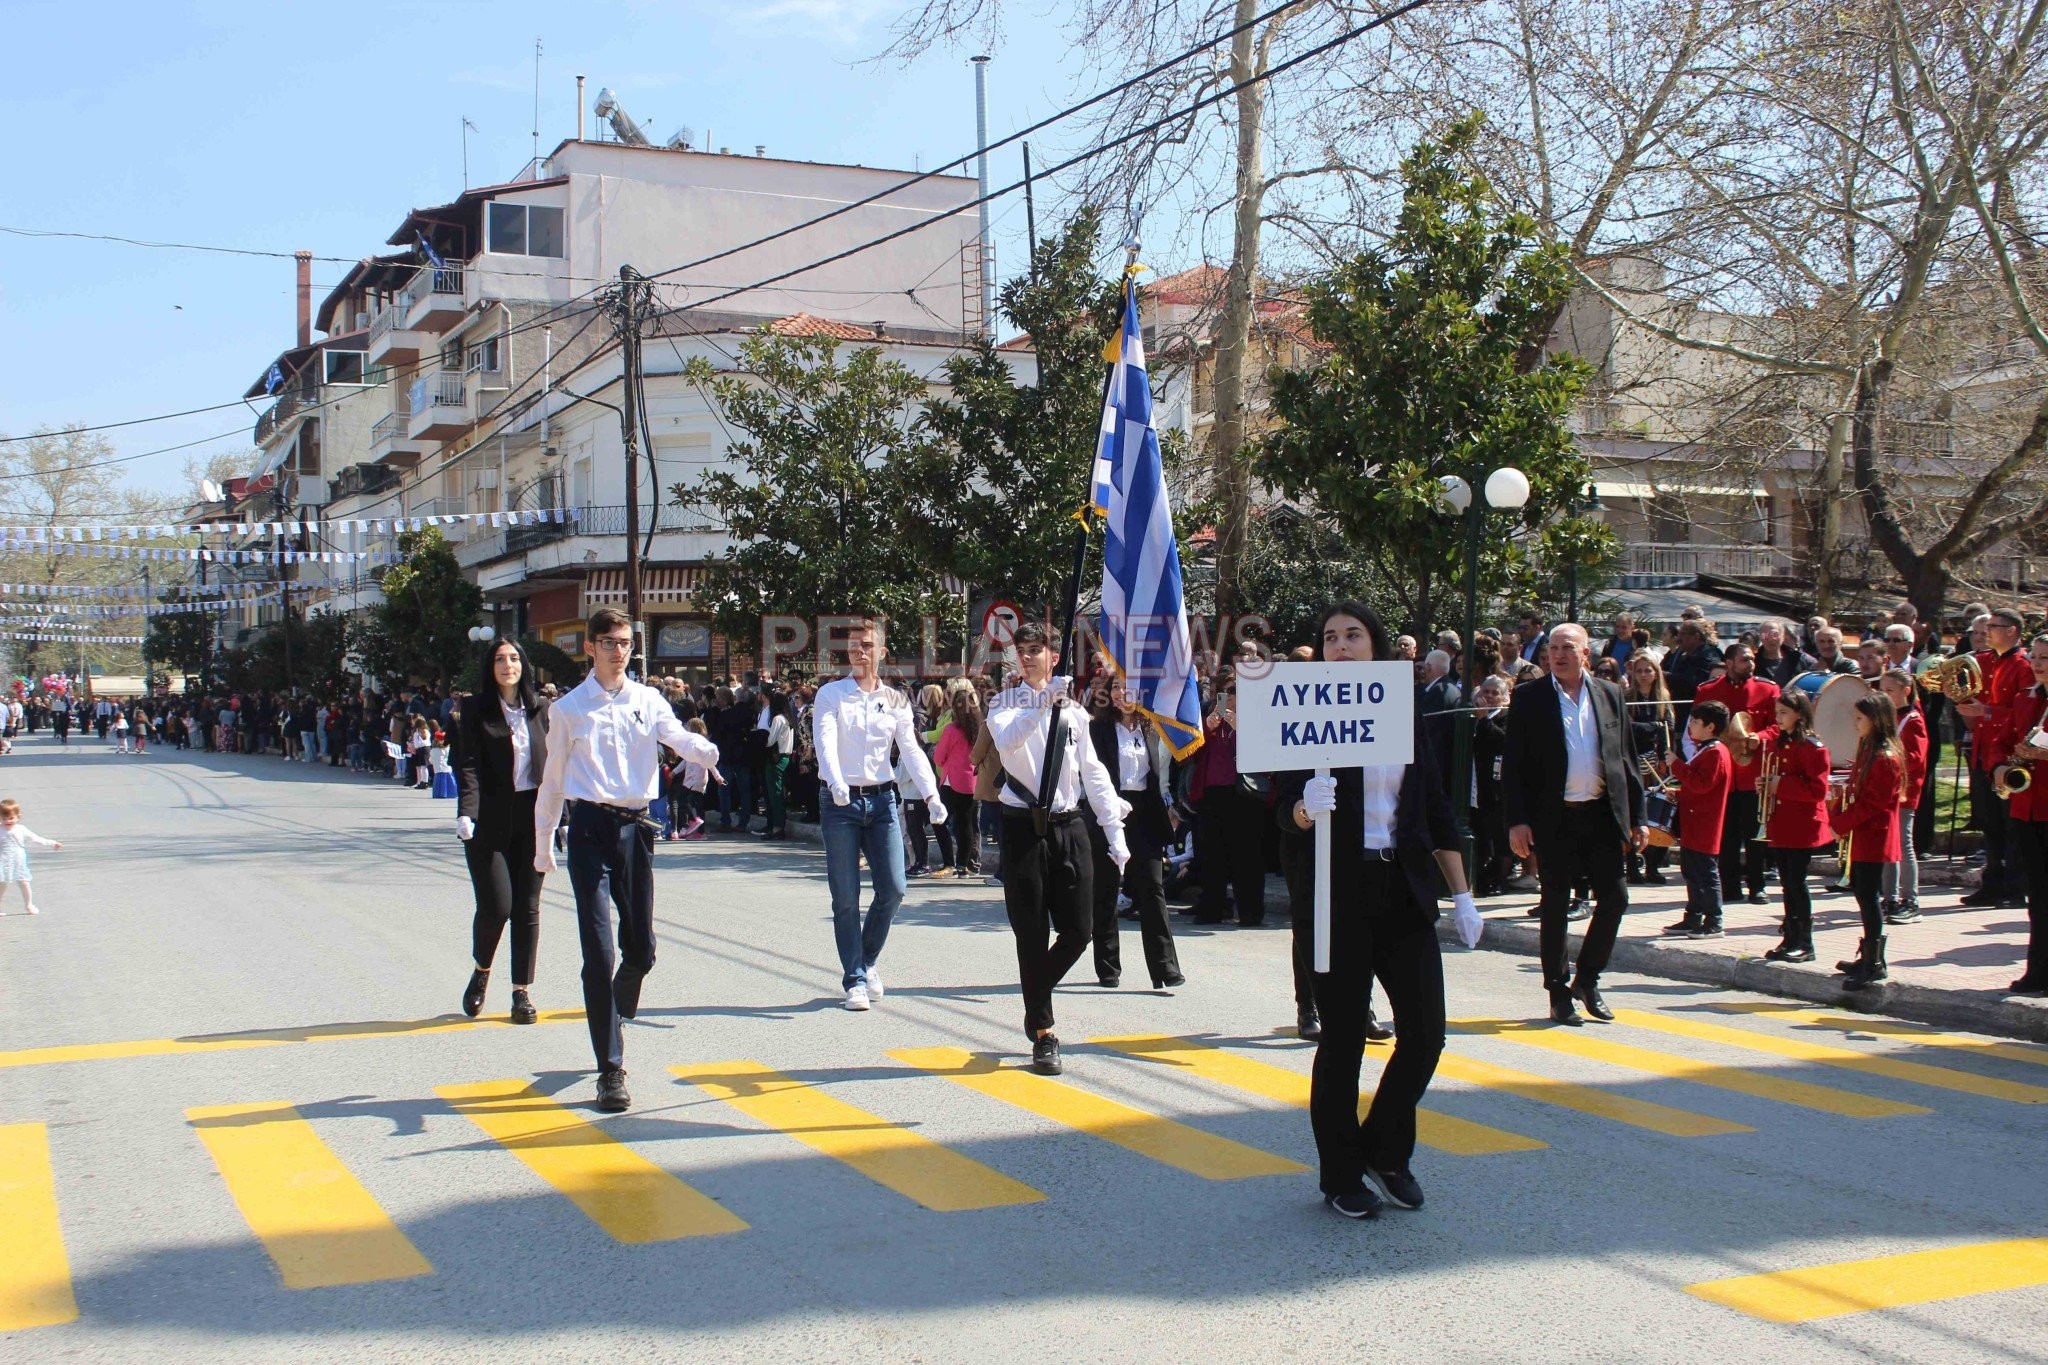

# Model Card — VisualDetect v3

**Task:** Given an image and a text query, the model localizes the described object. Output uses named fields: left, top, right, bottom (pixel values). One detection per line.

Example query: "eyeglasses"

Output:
left=592, top=637, right=634, bottom=653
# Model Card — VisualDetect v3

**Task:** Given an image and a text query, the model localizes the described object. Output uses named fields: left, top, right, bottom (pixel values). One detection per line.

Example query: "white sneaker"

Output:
left=25, top=904, right=38, bottom=915
left=864, top=968, right=884, bottom=999
left=843, top=984, right=871, bottom=1011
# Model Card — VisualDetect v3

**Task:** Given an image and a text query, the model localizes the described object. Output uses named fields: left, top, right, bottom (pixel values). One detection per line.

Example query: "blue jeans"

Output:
left=820, top=788, right=906, bottom=989
left=718, top=761, right=755, bottom=830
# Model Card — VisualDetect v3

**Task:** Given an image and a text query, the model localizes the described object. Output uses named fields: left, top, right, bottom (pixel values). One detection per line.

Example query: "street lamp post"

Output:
left=1444, top=467, right=1531, bottom=876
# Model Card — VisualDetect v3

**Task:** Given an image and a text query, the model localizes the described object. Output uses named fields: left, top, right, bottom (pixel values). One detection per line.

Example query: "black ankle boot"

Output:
left=1845, top=935, right=1889, bottom=989
left=509, top=987, right=537, bottom=1025
left=462, top=968, right=490, bottom=1018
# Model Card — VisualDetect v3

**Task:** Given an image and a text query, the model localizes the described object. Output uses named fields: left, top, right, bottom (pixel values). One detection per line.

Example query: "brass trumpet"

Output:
left=1995, top=764, right=2033, bottom=799
left=1759, top=746, right=1780, bottom=825
left=1917, top=652, right=1984, bottom=701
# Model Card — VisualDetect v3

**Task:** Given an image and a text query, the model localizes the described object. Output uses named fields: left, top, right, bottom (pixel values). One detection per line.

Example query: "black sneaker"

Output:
left=1960, top=888, right=2001, bottom=907
left=1687, top=922, right=1725, bottom=939
left=1886, top=904, right=1923, bottom=925
left=1297, top=1009, right=1323, bottom=1041
left=1566, top=898, right=1592, bottom=922
left=1745, top=892, right=1769, bottom=905
left=1365, top=1167, right=1424, bottom=1210
left=596, top=1068, right=631, bottom=1113
left=1324, top=1188, right=1384, bottom=1220
left=1031, top=1033, right=1063, bottom=1076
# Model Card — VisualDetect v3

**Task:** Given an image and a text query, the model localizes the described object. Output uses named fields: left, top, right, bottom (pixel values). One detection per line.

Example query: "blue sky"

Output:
left=0, top=0, right=1086, bottom=497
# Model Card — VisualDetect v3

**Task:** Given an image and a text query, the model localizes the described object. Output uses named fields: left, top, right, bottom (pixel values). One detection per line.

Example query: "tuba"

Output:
left=1917, top=652, right=1984, bottom=701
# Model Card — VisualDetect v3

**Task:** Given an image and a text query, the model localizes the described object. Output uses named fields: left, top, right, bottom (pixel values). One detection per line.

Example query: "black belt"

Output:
left=1003, top=806, right=1080, bottom=827
left=845, top=782, right=894, bottom=797
left=1563, top=799, right=1605, bottom=809
left=572, top=799, right=648, bottom=818
left=1362, top=846, right=1398, bottom=862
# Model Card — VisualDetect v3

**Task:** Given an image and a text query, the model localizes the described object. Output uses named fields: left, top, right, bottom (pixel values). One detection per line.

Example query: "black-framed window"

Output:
left=486, top=203, right=565, bottom=259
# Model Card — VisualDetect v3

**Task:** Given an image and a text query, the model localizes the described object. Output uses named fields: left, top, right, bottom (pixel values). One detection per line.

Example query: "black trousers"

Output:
left=465, top=789, right=542, bottom=985
left=1197, top=786, right=1268, bottom=923
left=1088, top=814, right=1179, bottom=985
left=1977, top=768, right=2025, bottom=896
left=941, top=788, right=980, bottom=871
left=1535, top=802, right=1629, bottom=990
left=2014, top=817, right=2048, bottom=982
left=1309, top=861, right=1446, bottom=1193
left=1775, top=847, right=1816, bottom=950
left=1282, top=834, right=1376, bottom=1019
left=1718, top=789, right=1766, bottom=898
left=1851, top=860, right=1885, bottom=938
left=565, top=802, right=656, bottom=1072
left=1001, top=811, right=1092, bottom=1039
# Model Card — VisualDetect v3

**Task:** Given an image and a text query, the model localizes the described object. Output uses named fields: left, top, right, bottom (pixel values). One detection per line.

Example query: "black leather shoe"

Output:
left=1777, top=946, right=1815, bottom=963
left=1324, top=1188, right=1383, bottom=1220
left=1364, top=1012, right=1396, bottom=1044
left=1098, top=975, right=1121, bottom=989
left=1366, top=1166, right=1424, bottom=1210
left=1154, top=973, right=1186, bottom=990
left=1548, top=988, right=1584, bottom=1026
left=1575, top=982, right=1615, bottom=1022
left=1031, top=1033, right=1063, bottom=1075
left=1297, top=1009, right=1322, bottom=1041
left=509, top=987, right=537, bottom=1025
left=1960, top=888, right=2002, bottom=907
left=596, top=1068, right=631, bottom=1113
left=461, top=968, right=489, bottom=1019
left=2010, top=976, right=2048, bottom=996
left=613, top=967, right=646, bottom=1020
left=1746, top=892, right=1769, bottom=905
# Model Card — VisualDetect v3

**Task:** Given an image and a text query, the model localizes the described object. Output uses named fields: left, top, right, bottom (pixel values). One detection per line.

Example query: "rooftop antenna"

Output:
left=462, top=117, right=479, bottom=188
left=532, top=38, right=543, bottom=170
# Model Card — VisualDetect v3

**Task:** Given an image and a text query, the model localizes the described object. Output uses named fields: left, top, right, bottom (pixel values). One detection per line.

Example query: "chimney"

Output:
left=576, top=75, right=586, bottom=139
left=294, top=250, right=313, bottom=346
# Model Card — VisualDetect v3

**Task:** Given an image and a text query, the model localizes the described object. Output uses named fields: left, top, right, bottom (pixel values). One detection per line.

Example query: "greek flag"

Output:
left=264, top=362, right=285, bottom=395
left=418, top=231, right=447, bottom=270
left=1095, top=276, right=1203, bottom=758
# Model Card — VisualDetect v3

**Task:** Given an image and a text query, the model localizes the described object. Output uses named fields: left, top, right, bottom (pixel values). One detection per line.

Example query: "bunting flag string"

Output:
left=0, top=633, right=145, bottom=644
left=0, top=583, right=249, bottom=599
left=0, top=542, right=405, bottom=565
left=0, top=594, right=283, bottom=618
left=0, top=507, right=581, bottom=543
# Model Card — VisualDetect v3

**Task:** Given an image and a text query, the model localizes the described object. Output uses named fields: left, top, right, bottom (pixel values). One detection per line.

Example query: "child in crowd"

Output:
left=1671, top=700, right=1733, bottom=938
left=112, top=708, right=131, bottom=753
left=428, top=731, right=457, bottom=798
left=677, top=717, right=713, bottom=840
left=0, top=798, right=61, bottom=915
left=1830, top=692, right=1906, bottom=990
left=407, top=717, right=431, bottom=787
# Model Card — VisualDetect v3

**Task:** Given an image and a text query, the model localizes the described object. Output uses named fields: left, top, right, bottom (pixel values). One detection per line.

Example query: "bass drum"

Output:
left=1789, top=671, right=1872, bottom=771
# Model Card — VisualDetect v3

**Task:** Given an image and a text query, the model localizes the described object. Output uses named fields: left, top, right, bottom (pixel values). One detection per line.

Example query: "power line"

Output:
left=0, top=226, right=359, bottom=262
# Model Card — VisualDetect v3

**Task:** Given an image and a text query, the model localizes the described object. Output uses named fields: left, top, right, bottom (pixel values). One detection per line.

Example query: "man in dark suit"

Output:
left=1502, top=622, right=1648, bottom=1025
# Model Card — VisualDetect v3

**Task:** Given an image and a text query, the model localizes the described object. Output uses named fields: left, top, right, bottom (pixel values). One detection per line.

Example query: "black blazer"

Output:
left=1500, top=674, right=1644, bottom=846
left=1088, top=713, right=1174, bottom=845
left=1273, top=717, right=1460, bottom=928
left=455, top=694, right=552, bottom=845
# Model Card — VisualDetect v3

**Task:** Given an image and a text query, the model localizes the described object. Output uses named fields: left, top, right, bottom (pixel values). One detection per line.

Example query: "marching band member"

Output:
left=1958, top=607, right=2033, bottom=906
left=1276, top=601, right=1481, bottom=1220
left=1877, top=668, right=1928, bottom=925
left=2002, top=634, right=2048, bottom=996
left=1757, top=689, right=1833, bottom=963
left=1829, top=693, right=1906, bottom=989
left=1669, top=701, right=1733, bottom=938
left=1696, top=642, right=1781, bottom=906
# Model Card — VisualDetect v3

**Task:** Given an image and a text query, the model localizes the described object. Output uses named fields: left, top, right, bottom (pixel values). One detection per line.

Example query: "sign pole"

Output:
left=1312, top=764, right=1332, bottom=973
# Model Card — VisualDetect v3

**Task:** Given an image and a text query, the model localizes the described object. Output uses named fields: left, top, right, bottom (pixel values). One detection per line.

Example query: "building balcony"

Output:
left=253, top=381, right=318, bottom=446
left=1621, top=542, right=1794, bottom=580
left=369, top=409, right=423, bottom=465
left=455, top=503, right=725, bottom=569
left=406, top=373, right=471, bottom=441
left=367, top=302, right=425, bottom=366
left=401, top=265, right=467, bottom=333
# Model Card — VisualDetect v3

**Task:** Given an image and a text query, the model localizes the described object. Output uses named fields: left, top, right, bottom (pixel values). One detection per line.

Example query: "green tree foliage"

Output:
left=675, top=333, right=958, bottom=644
left=1233, top=509, right=1404, bottom=652
left=914, top=207, right=1124, bottom=613
left=1257, top=116, right=1614, bottom=637
left=348, top=529, right=481, bottom=688
left=144, top=610, right=214, bottom=679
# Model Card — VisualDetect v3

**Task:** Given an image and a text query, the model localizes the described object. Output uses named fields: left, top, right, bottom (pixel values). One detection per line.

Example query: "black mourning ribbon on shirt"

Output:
left=1001, top=695, right=1069, bottom=837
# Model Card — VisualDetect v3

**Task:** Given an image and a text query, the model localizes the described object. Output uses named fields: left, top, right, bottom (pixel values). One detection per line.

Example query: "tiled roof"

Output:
left=767, top=313, right=883, bottom=341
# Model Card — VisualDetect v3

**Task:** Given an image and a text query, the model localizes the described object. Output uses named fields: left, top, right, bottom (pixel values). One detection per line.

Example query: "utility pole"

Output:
left=613, top=264, right=650, bottom=674
left=276, top=484, right=295, bottom=693
left=140, top=562, right=151, bottom=697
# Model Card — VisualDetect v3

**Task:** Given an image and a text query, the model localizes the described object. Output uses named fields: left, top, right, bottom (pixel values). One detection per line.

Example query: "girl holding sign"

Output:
left=1275, top=601, right=1484, bottom=1220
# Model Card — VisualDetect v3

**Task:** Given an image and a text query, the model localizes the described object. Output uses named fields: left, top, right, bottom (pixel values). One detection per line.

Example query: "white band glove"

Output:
left=1451, top=890, right=1483, bottom=949
left=927, top=799, right=947, bottom=825
left=1301, top=774, right=1338, bottom=815
left=456, top=816, right=475, bottom=841
left=1108, top=835, right=1132, bottom=870
left=1047, top=675, right=1071, bottom=704
left=830, top=784, right=851, bottom=807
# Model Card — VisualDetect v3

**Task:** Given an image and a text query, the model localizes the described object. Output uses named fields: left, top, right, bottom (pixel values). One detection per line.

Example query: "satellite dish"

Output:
left=200, top=479, right=223, bottom=503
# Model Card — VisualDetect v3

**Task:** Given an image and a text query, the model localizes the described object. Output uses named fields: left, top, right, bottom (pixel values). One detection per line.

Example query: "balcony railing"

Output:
left=408, top=371, right=467, bottom=416
left=1622, top=543, right=1793, bottom=578
left=253, top=382, right=317, bottom=444
left=456, top=503, right=726, bottom=567
left=369, top=302, right=404, bottom=344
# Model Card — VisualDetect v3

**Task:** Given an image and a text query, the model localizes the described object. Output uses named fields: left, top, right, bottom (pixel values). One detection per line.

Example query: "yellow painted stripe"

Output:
left=671, top=1062, right=1044, bottom=1211
left=1688, top=1237, right=2048, bottom=1322
left=437, top=1080, right=746, bottom=1242
left=891, top=1047, right=1307, bottom=1180
left=1451, top=1019, right=1930, bottom=1119
left=1711, top=1003, right=2048, bottom=1069
left=0, top=1123, right=78, bottom=1329
left=1433, top=1053, right=1752, bottom=1137
left=1616, top=1010, right=2048, bottom=1105
left=1092, top=1034, right=1544, bottom=1155
left=0, top=1010, right=585, bottom=1072
left=186, top=1103, right=432, bottom=1289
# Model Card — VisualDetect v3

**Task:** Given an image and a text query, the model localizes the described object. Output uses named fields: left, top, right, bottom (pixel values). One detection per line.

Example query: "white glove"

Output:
left=1301, top=774, right=1338, bottom=815
left=1451, top=891, right=1483, bottom=949
left=830, top=784, right=851, bottom=807
left=1108, top=835, right=1131, bottom=871
left=456, top=816, right=475, bottom=841
left=927, top=798, right=947, bottom=826
left=1047, top=675, right=1071, bottom=704
left=534, top=845, right=557, bottom=874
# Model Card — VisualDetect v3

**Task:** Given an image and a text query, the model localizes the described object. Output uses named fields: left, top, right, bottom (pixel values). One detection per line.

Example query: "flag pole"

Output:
left=1055, top=236, right=1143, bottom=682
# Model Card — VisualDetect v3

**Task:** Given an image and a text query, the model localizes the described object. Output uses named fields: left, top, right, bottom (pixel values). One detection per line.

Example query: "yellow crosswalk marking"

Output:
left=1092, top=1034, right=1544, bottom=1155
left=671, top=1062, right=1044, bottom=1211
left=1688, top=1237, right=2048, bottom=1322
left=437, top=1080, right=746, bottom=1243
left=186, top=1103, right=433, bottom=1289
left=1615, top=1010, right=2048, bottom=1105
left=1711, top=1003, right=2048, bottom=1070
left=1451, top=1020, right=1930, bottom=1119
left=891, top=1047, right=1308, bottom=1180
left=0, top=1010, right=585, bottom=1072
left=1432, top=1053, right=1752, bottom=1137
left=0, top=1123, right=78, bottom=1329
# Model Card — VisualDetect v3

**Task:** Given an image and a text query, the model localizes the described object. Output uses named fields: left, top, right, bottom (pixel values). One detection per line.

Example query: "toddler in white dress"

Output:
left=0, top=798, right=61, bottom=915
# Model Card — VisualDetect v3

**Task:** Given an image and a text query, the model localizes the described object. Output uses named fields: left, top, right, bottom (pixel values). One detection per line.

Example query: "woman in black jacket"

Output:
left=1273, top=600, right=1482, bottom=1221
left=1086, top=680, right=1185, bottom=990
left=454, top=636, right=551, bottom=1023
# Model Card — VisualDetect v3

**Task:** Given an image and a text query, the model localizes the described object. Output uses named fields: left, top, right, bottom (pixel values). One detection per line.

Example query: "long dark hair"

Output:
left=950, top=683, right=983, bottom=746
left=1852, top=691, right=1901, bottom=772
left=1776, top=686, right=1817, bottom=743
left=1315, top=599, right=1393, bottom=662
left=480, top=636, right=540, bottom=712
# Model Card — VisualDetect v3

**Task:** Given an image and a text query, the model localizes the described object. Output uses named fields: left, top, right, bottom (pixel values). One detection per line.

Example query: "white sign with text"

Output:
left=1234, top=661, right=1415, bottom=773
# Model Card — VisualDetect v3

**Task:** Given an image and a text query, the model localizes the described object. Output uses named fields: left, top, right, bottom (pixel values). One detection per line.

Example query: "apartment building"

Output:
left=236, top=125, right=990, bottom=671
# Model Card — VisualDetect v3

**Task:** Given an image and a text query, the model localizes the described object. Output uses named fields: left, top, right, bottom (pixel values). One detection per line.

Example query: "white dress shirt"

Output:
left=987, top=683, right=1127, bottom=835
left=1360, top=764, right=1402, bottom=850
left=1114, top=721, right=1151, bottom=791
left=503, top=699, right=537, bottom=792
left=811, top=675, right=940, bottom=803
left=1553, top=675, right=1604, bottom=801
left=533, top=674, right=720, bottom=846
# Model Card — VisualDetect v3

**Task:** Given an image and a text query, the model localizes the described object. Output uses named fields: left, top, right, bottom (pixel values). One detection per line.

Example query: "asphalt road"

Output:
left=3, top=732, right=2046, bottom=1362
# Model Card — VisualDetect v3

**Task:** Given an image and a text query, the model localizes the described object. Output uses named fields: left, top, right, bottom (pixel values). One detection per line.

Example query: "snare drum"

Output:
left=1645, top=787, right=1681, bottom=848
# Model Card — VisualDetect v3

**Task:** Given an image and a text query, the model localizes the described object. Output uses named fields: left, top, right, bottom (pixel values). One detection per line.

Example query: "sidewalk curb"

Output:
left=1448, top=915, right=2048, bottom=1045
